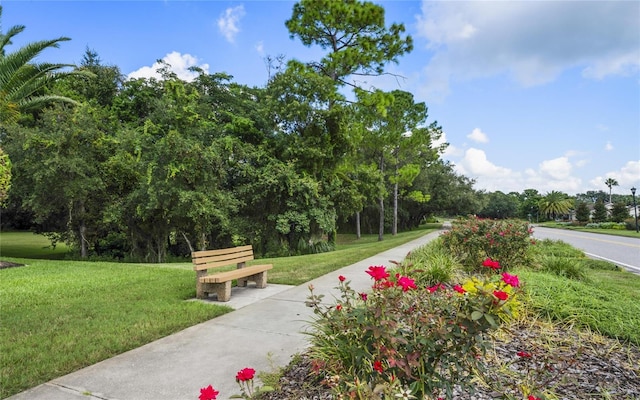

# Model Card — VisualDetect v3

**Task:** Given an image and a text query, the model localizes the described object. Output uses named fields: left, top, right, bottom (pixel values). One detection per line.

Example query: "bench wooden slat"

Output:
left=193, top=253, right=254, bottom=270
left=192, top=245, right=253, bottom=259
left=200, top=264, right=273, bottom=283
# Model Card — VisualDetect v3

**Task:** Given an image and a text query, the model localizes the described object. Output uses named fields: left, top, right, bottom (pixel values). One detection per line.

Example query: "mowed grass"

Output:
left=514, top=240, right=640, bottom=345
left=0, top=231, right=70, bottom=259
left=0, top=226, right=439, bottom=398
left=539, top=222, right=640, bottom=238
left=0, top=259, right=231, bottom=398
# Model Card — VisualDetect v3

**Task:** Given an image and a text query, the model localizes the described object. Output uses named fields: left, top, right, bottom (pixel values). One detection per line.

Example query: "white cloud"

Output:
left=433, top=131, right=462, bottom=157
left=605, top=141, right=614, bottom=151
left=539, top=157, right=572, bottom=181
left=255, top=41, right=264, bottom=56
left=448, top=149, right=588, bottom=193
left=127, top=52, right=209, bottom=82
left=218, top=5, right=245, bottom=43
left=589, top=161, right=640, bottom=192
left=467, top=128, right=488, bottom=143
left=415, top=1, right=640, bottom=98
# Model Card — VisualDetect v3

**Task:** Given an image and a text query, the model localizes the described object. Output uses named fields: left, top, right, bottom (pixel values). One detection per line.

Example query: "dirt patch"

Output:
left=0, top=261, right=25, bottom=270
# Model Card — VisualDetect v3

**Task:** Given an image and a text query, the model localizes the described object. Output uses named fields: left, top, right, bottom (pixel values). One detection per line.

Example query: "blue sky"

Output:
left=3, top=0, right=639, bottom=196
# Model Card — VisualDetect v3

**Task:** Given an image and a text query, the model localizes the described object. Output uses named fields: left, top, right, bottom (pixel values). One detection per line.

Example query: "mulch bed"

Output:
left=262, top=322, right=640, bottom=399
left=0, top=261, right=25, bottom=270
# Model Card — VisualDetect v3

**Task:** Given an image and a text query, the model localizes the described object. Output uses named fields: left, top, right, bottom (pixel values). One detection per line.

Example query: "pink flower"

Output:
left=366, top=265, right=390, bottom=281
left=338, top=275, right=346, bottom=282
left=528, top=396, right=540, bottom=400
left=517, top=351, right=532, bottom=358
left=493, top=290, right=508, bottom=301
left=396, top=275, right=417, bottom=292
left=482, top=258, right=501, bottom=269
left=359, top=292, right=368, bottom=301
left=199, top=385, right=219, bottom=400
left=501, top=272, right=520, bottom=287
left=236, top=367, right=256, bottom=382
left=373, top=360, right=384, bottom=373
left=453, top=284, right=466, bottom=294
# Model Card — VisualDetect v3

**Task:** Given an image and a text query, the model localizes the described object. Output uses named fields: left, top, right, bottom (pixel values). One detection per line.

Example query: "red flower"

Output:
left=359, top=292, right=368, bottom=301
left=501, top=272, right=520, bottom=287
left=338, top=275, right=346, bottom=282
left=199, top=385, right=219, bottom=400
left=493, top=290, right=508, bottom=301
left=453, top=284, right=466, bottom=294
left=482, top=258, right=501, bottom=269
left=517, top=351, right=532, bottom=358
left=236, top=367, right=256, bottom=382
left=373, top=360, right=384, bottom=373
left=335, top=304, right=342, bottom=311
left=396, top=275, right=417, bottom=292
left=427, top=283, right=445, bottom=293
left=366, top=265, right=390, bottom=281
left=528, top=396, right=540, bottom=400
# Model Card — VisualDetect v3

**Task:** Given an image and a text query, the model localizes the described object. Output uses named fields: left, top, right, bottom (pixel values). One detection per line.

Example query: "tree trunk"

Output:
left=392, top=147, right=399, bottom=236
left=355, top=211, right=361, bottom=240
left=378, top=195, right=384, bottom=241
left=79, top=220, right=88, bottom=259
left=392, top=180, right=398, bottom=236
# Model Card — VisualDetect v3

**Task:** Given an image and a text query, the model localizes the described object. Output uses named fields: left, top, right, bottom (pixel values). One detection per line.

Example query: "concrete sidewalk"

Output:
left=9, top=231, right=442, bottom=400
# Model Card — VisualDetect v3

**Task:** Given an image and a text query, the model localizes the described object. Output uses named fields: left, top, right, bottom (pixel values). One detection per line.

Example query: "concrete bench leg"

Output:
left=254, top=271, right=267, bottom=289
left=214, top=281, right=232, bottom=302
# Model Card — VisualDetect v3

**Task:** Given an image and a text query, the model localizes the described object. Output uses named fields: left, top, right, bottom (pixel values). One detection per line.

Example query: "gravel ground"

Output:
left=262, top=321, right=640, bottom=400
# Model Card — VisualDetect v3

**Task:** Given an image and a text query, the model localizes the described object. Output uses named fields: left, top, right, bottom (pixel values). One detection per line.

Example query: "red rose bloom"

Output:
left=366, top=265, right=390, bottom=281
left=501, top=272, right=520, bottom=287
left=373, top=360, right=384, bottom=373
left=493, top=290, right=508, bottom=301
left=338, top=275, right=346, bottom=282
left=517, top=351, right=532, bottom=358
left=199, top=385, right=219, bottom=400
left=235, top=367, right=256, bottom=382
left=335, top=304, right=342, bottom=311
left=482, top=258, right=501, bottom=269
left=396, top=275, right=417, bottom=292
left=359, top=292, right=368, bottom=301
left=453, top=284, right=466, bottom=294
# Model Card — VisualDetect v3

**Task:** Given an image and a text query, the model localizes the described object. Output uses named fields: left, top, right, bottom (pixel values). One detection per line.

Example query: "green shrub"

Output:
left=305, top=264, right=523, bottom=399
left=538, top=255, right=588, bottom=281
left=442, top=217, right=533, bottom=272
left=624, top=218, right=638, bottom=231
left=399, top=240, right=461, bottom=287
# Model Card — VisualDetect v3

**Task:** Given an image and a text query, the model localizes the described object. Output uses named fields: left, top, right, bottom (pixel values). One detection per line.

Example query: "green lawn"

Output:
left=539, top=222, right=640, bottom=238
left=0, top=231, right=70, bottom=259
left=0, top=226, right=439, bottom=398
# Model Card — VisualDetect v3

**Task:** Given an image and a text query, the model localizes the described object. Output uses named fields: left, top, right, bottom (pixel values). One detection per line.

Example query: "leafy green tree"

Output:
left=0, top=146, right=10, bottom=205
left=285, top=0, right=412, bottom=87
left=539, top=191, right=574, bottom=220
left=592, top=200, right=608, bottom=223
left=575, top=201, right=591, bottom=223
left=517, top=188, right=542, bottom=222
left=604, top=177, right=619, bottom=204
left=478, top=191, right=519, bottom=219
left=5, top=104, right=113, bottom=257
left=0, top=5, right=79, bottom=123
left=610, top=202, right=629, bottom=223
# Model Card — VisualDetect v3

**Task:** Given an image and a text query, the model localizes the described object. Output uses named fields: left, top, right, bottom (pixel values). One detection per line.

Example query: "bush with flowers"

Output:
left=304, top=259, right=524, bottom=399
left=441, top=217, right=533, bottom=272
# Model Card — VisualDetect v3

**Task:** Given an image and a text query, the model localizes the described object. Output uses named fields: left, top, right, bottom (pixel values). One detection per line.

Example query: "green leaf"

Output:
left=471, top=311, right=483, bottom=321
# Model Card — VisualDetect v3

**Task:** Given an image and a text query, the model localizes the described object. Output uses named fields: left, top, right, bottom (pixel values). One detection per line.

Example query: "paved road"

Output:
left=532, top=227, right=640, bottom=274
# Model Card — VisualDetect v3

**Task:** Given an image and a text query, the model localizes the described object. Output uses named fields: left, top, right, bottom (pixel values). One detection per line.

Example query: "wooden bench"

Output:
left=192, top=245, right=272, bottom=302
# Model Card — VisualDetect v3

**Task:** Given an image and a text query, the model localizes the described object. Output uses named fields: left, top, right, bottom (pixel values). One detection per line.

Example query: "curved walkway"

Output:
left=9, top=230, right=443, bottom=400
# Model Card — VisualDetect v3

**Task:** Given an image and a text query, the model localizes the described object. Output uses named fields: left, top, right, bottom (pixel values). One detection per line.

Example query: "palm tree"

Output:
left=538, top=191, right=574, bottom=221
left=0, top=5, right=77, bottom=123
left=604, top=178, right=619, bottom=204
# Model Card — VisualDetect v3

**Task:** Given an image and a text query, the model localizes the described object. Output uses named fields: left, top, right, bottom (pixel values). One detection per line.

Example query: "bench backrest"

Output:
left=192, top=245, right=254, bottom=271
